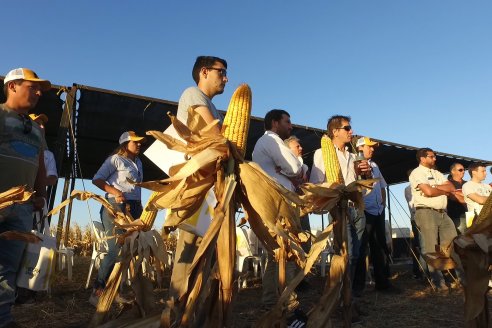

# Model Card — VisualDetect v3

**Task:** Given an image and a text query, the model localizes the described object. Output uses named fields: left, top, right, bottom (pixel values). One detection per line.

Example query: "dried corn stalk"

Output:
left=0, top=186, right=32, bottom=210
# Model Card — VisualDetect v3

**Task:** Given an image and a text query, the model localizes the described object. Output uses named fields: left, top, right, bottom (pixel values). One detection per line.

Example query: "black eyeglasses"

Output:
left=335, top=125, right=352, bottom=131
left=206, top=67, right=227, bottom=77
left=18, top=114, right=32, bottom=134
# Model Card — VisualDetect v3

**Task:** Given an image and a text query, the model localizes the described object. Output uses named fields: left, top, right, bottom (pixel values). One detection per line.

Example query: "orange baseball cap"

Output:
left=4, top=68, right=51, bottom=91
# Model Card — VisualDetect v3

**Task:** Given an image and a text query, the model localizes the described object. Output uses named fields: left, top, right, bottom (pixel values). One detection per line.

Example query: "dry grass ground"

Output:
left=10, top=257, right=489, bottom=327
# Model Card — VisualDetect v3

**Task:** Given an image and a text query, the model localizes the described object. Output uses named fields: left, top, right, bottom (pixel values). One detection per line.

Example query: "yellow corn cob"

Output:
left=221, top=83, right=252, bottom=156
left=140, top=191, right=160, bottom=230
left=321, top=135, right=344, bottom=184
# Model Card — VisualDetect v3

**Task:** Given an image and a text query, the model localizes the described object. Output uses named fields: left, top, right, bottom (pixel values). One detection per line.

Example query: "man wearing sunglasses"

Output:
left=168, top=56, right=228, bottom=319
left=0, top=68, right=51, bottom=327
left=309, top=115, right=370, bottom=323
left=409, top=148, right=460, bottom=292
left=446, top=163, right=467, bottom=234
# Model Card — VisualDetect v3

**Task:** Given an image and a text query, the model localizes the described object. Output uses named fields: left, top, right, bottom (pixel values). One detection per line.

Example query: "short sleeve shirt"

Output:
left=409, top=164, right=447, bottom=210
left=93, top=154, right=143, bottom=201
left=177, top=87, right=222, bottom=124
left=462, top=180, right=492, bottom=215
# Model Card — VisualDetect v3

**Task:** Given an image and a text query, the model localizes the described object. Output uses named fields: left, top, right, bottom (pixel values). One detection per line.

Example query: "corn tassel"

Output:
left=221, top=83, right=252, bottom=156
left=321, top=135, right=344, bottom=184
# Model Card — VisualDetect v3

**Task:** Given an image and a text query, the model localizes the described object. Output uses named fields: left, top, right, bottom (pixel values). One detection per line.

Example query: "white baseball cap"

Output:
left=119, top=131, right=146, bottom=144
left=4, top=68, right=51, bottom=91
left=356, top=136, right=379, bottom=148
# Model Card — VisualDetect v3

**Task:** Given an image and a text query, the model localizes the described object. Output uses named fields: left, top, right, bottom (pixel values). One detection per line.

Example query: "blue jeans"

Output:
left=0, top=203, right=33, bottom=326
left=94, top=199, right=142, bottom=290
left=347, top=207, right=366, bottom=287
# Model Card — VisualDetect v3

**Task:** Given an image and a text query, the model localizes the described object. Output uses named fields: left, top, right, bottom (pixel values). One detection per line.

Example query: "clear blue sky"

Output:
left=3, top=1, right=491, bottom=232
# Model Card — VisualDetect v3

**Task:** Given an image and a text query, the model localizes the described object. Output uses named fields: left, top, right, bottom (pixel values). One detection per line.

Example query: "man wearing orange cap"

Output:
left=0, top=68, right=51, bottom=326
left=352, top=137, right=399, bottom=296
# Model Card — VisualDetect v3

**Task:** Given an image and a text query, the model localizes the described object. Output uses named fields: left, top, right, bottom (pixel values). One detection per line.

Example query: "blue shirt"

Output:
left=363, top=159, right=387, bottom=215
left=93, top=154, right=143, bottom=201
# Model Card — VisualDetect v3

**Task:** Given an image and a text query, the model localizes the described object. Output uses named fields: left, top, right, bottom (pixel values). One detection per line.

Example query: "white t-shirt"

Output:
left=462, top=180, right=492, bottom=215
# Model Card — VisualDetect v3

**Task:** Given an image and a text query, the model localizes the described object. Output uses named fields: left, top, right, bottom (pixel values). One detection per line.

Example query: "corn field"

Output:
left=54, top=223, right=177, bottom=257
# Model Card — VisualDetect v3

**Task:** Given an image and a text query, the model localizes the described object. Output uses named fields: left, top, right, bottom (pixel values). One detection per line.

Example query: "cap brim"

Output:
left=24, top=78, right=51, bottom=91
left=130, top=136, right=146, bottom=143
left=31, top=114, right=49, bottom=124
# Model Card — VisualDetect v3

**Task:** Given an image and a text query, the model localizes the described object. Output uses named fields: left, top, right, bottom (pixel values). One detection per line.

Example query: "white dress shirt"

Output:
left=252, top=131, right=302, bottom=192
left=309, top=144, right=356, bottom=186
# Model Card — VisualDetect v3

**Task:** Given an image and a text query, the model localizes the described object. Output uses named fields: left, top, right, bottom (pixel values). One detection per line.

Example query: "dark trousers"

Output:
left=353, top=210, right=391, bottom=293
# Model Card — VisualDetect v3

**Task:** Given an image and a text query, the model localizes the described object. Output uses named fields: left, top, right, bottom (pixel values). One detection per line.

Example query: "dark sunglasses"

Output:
left=206, top=67, right=227, bottom=77
left=336, top=125, right=352, bottom=132
left=18, top=114, right=32, bottom=134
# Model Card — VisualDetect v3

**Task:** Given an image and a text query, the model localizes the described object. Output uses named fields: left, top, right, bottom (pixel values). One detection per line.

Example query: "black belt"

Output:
left=416, top=206, right=445, bottom=213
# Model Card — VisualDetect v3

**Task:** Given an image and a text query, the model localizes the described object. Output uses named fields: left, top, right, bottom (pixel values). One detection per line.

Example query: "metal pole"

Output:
left=63, top=171, right=76, bottom=244
left=387, top=185, right=393, bottom=254
left=56, top=177, right=71, bottom=248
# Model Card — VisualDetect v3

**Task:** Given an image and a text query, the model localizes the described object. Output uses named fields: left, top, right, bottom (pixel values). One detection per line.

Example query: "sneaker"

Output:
left=89, top=291, right=100, bottom=307
left=287, top=309, right=308, bottom=328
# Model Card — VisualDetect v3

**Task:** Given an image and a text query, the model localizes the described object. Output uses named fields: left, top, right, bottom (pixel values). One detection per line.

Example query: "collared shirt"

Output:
left=462, top=180, right=492, bottom=215
left=309, top=144, right=356, bottom=186
left=93, top=154, right=143, bottom=201
left=252, top=131, right=302, bottom=192
left=44, top=149, right=58, bottom=178
left=409, top=164, right=447, bottom=210
left=363, top=159, right=387, bottom=215
left=404, top=184, right=415, bottom=220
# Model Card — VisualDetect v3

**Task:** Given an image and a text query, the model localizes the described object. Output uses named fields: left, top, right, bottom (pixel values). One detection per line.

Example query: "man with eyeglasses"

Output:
left=462, top=163, right=491, bottom=217
left=446, top=163, right=467, bottom=234
left=168, top=56, right=228, bottom=317
left=409, top=148, right=459, bottom=292
left=0, top=68, right=50, bottom=327
left=309, top=115, right=369, bottom=323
